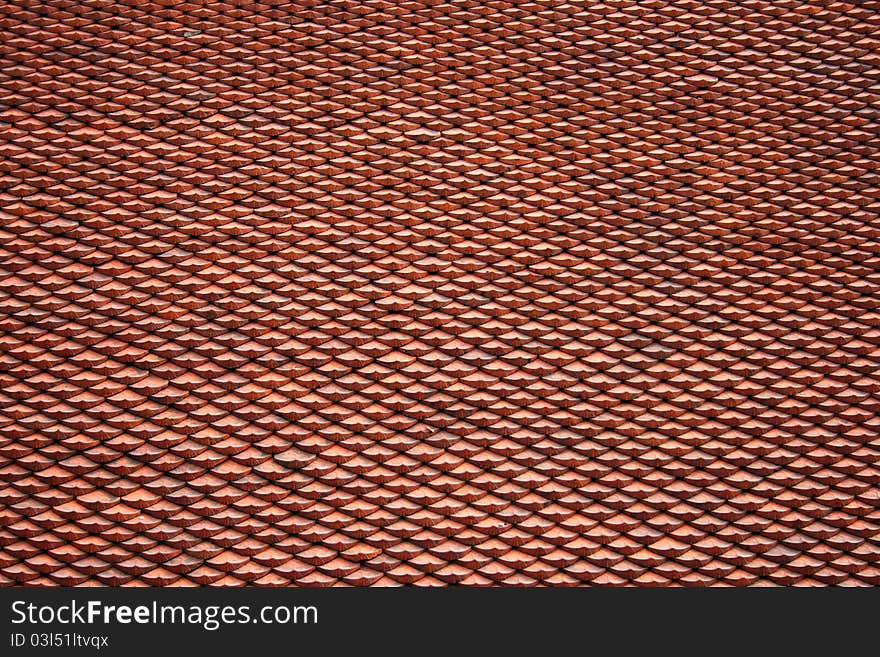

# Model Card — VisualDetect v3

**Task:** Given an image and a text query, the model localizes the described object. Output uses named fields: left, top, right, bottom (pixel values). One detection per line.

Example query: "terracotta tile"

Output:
left=1, top=0, right=878, bottom=588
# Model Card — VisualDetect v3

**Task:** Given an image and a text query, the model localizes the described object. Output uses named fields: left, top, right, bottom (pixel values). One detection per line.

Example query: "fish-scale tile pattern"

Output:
left=1, top=0, right=879, bottom=587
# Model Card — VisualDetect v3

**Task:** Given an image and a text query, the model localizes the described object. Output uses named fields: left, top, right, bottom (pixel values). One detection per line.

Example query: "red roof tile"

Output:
left=1, top=0, right=879, bottom=587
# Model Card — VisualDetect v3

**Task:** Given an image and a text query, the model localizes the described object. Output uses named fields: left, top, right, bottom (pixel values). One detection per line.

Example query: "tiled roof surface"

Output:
left=1, top=0, right=879, bottom=586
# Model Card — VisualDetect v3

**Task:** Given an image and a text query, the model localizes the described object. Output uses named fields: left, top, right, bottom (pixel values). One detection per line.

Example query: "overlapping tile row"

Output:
left=1, top=0, right=879, bottom=586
